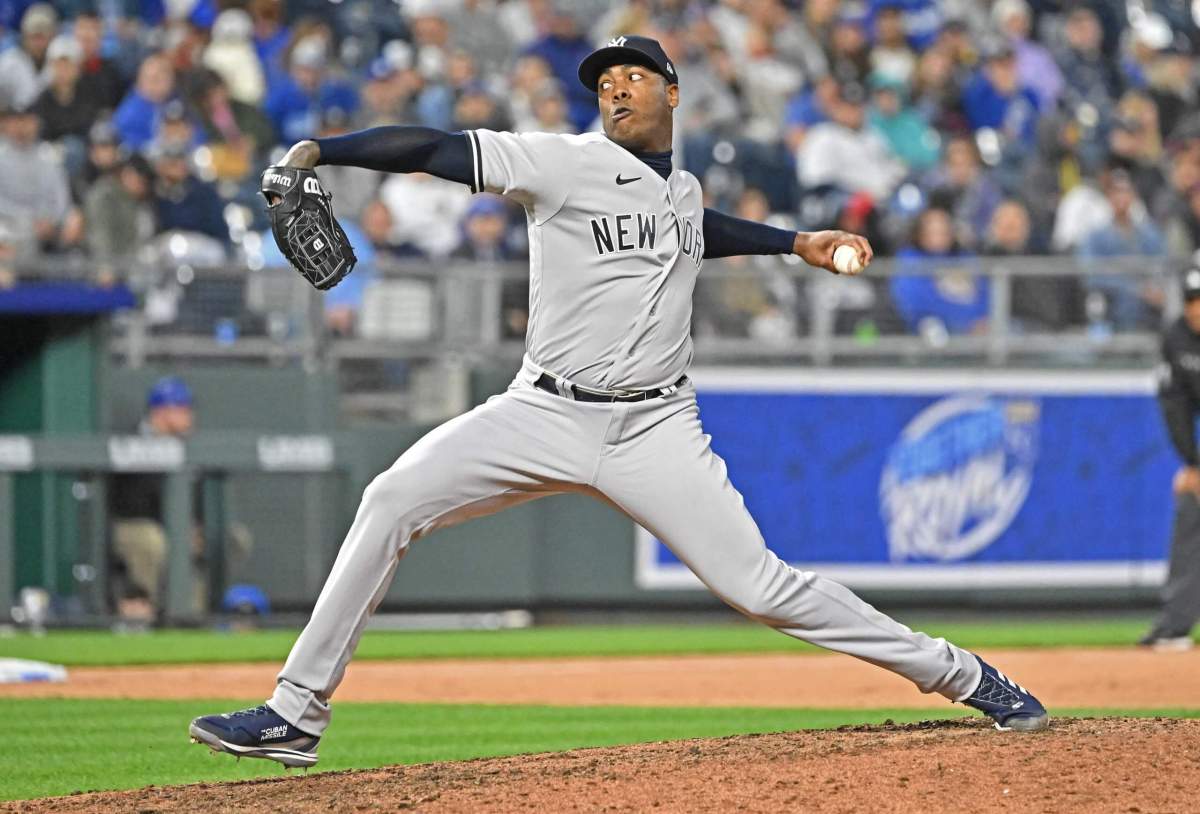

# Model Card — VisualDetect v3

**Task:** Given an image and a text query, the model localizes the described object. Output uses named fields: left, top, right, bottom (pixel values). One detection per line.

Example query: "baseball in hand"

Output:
left=832, top=244, right=864, bottom=275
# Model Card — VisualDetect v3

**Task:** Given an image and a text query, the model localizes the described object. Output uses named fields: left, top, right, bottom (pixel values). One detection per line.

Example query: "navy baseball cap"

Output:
left=578, top=35, right=678, bottom=92
left=147, top=376, right=193, bottom=409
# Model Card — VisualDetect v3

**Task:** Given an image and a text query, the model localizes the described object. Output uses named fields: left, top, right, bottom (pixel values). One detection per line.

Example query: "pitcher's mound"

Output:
left=8, top=717, right=1198, bottom=813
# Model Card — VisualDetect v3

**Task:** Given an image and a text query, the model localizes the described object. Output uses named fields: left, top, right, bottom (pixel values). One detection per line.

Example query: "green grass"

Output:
left=1, top=699, right=1196, bottom=802
left=0, top=617, right=1167, bottom=667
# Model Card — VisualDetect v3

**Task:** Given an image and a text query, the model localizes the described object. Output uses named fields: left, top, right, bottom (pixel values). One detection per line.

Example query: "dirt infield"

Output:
left=5, top=718, right=1198, bottom=813
left=2, top=647, right=1198, bottom=708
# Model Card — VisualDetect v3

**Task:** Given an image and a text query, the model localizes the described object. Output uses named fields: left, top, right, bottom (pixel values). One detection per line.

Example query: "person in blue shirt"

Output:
left=263, top=36, right=358, bottom=145
left=891, top=205, right=988, bottom=336
left=112, top=51, right=176, bottom=151
left=868, top=0, right=941, bottom=52
left=1077, top=166, right=1166, bottom=330
left=522, top=9, right=596, bottom=133
left=961, top=40, right=1040, bottom=151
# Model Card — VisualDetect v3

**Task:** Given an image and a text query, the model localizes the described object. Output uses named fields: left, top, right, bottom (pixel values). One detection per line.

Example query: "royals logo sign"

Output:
left=879, top=395, right=1039, bottom=562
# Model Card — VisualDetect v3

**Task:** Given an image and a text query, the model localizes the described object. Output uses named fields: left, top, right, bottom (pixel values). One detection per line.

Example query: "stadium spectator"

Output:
left=891, top=206, right=988, bottom=337
left=522, top=6, right=595, bottom=132
left=737, top=23, right=805, bottom=143
left=797, top=80, right=906, bottom=203
left=869, top=3, right=916, bottom=85
left=1052, top=165, right=1112, bottom=253
left=450, top=194, right=526, bottom=339
left=932, top=17, right=978, bottom=82
left=910, top=41, right=967, bottom=134
left=451, top=194, right=520, bottom=263
left=0, top=3, right=56, bottom=110
left=250, top=0, right=290, bottom=73
left=202, top=8, right=266, bottom=107
left=920, top=134, right=1003, bottom=249
left=188, top=70, right=276, bottom=182
left=107, top=377, right=195, bottom=622
left=1054, top=5, right=1123, bottom=113
left=33, top=34, right=101, bottom=144
left=107, top=376, right=252, bottom=622
left=867, top=72, right=939, bottom=172
left=450, top=82, right=510, bottom=132
left=0, top=0, right=1192, bottom=281
left=263, top=35, right=358, bottom=145
left=354, top=40, right=423, bottom=130
left=825, top=5, right=871, bottom=83
left=151, top=140, right=229, bottom=246
left=783, top=74, right=836, bottom=153
left=744, top=0, right=828, bottom=82
left=1144, top=35, right=1195, bottom=144
left=73, top=119, right=123, bottom=202
left=379, top=171, right=470, bottom=258
left=1077, top=168, right=1167, bottom=329
left=696, top=186, right=797, bottom=342
left=507, top=53, right=557, bottom=133
left=445, top=0, right=514, bottom=77
left=84, top=154, right=156, bottom=273
left=155, top=99, right=203, bottom=151
left=872, top=0, right=942, bottom=52
left=416, top=48, right=484, bottom=131
left=982, top=198, right=1037, bottom=256
left=961, top=40, right=1040, bottom=153
left=514, top=79, right=573, bottom=135
left=359, top=197, right=424, bottom=263
left=990, top=0, right=1062, bottom=110
left=1107, top=91, right=1165, bottom=206
left=161, top=6, right=213, bottom=78
left=656, top=26, right=740, bottom=149
left=0, top=103, right=80, bottom=253
left=983, top=198, right=1078, bottom=330
left=72, top=10, right=126, bottom=112
left=801, top=0, right=841, bottom=47
left=113, top=53, right=177, bottom=151
left=408, top=0, right=453, bottom=81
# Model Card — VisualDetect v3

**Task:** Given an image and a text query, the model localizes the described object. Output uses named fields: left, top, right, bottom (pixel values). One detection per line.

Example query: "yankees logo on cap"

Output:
left=578, top=35, right=679, bottom=92
left=1183, top=268, right=1200, bottom=299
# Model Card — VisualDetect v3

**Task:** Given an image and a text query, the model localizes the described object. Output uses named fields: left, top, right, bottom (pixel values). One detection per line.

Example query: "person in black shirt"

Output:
left=109, top=377, right=195, bottom=622
left=1142, top=269, right=1200, bottom=649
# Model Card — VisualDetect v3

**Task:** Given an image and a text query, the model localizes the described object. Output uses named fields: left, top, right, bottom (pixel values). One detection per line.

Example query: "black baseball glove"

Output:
left=261, top=166, right=356, bottom=290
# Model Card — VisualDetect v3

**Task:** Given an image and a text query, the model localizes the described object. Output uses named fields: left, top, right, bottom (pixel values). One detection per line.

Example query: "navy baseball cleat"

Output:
left=189, top=704, right=319, bottom=767
left=962, top=656, right=1049, bottom=732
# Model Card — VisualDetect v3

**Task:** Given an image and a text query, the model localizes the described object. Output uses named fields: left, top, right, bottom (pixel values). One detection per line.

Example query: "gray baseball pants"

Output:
left=1149, top=492, right=1200, bottom=638
left=268, top=362, right=982, bottom=735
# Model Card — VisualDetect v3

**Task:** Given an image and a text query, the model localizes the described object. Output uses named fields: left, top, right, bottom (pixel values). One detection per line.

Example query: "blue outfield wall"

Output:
left=637, top=369, right=1178, bottom=592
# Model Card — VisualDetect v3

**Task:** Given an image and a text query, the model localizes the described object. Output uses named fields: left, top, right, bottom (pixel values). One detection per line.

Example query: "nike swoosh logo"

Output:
left=615, top=175, right=642, bottom=185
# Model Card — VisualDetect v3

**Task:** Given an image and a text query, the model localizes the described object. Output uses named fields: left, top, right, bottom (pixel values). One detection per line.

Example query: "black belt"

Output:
left=533, top=372, right=688, bottom=403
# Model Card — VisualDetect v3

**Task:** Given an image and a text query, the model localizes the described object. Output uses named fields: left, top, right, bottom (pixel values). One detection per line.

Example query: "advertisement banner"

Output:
left=636, top=369, right=1176, bottom=590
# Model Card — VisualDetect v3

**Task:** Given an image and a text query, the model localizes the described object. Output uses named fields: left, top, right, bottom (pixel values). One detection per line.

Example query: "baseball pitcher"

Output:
left=190, top=36, right=1048, bottom=768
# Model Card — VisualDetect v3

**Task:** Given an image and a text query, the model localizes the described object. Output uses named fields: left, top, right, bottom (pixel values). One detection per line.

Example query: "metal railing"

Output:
left=10, top=252, right=1182, bottom=418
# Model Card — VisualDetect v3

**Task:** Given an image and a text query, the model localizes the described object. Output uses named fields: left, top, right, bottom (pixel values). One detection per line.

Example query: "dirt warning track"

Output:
left=2, top=647, right=1197, bottom=709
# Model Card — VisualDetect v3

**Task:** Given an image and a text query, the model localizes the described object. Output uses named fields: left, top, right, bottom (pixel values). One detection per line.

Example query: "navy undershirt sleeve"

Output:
left=702, top=208, right=796, bottom=259
left=314, top=126, right=476, bottom=189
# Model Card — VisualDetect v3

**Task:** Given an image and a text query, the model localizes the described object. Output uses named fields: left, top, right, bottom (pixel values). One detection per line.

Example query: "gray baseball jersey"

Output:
left=468, top=129, right=704, bottom=391
left=267, top=129, right=983, bottom=736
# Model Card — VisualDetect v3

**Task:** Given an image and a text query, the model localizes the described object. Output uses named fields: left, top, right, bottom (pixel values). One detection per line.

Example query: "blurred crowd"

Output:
left=1, top=0, right=1198, bottom=340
